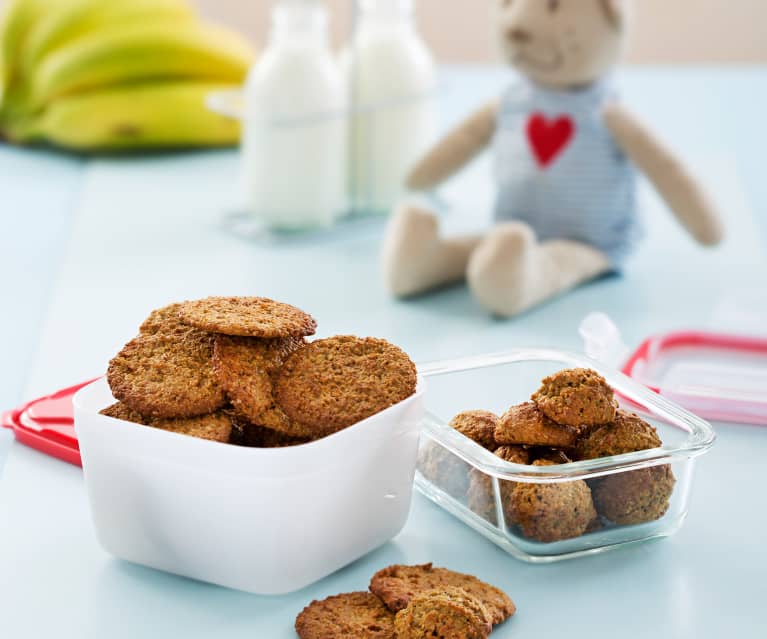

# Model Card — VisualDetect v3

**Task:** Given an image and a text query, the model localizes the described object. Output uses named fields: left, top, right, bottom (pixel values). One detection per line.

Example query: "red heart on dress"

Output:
left=526, top=113, right=575, bottom=168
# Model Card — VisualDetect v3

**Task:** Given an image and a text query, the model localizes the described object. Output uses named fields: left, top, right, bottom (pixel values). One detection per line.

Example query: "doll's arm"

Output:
left=603, top=103, right=723, bottom=246
left=407, top=99, right=500, bottom=191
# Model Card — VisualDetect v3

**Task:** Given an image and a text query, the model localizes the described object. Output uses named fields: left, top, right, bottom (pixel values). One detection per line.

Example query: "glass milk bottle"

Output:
left=242, top=0, right=346, bottom=229
left=345, top=0, right=437, bottom=214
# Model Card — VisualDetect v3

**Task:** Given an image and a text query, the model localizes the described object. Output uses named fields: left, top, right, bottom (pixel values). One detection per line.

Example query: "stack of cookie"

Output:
left=295, top=563, right=515, bottom=639
left=101, top=296, right=417, bottom=447
left=421, top=368, right=675, bottom=542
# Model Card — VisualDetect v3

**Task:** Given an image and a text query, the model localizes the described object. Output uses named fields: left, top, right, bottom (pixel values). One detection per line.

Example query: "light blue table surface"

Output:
left=1, top=66, right=766, bottom=637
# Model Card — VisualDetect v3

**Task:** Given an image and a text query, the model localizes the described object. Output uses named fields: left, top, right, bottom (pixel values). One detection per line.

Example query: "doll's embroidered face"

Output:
left=498, top=0, right=630, bottom=88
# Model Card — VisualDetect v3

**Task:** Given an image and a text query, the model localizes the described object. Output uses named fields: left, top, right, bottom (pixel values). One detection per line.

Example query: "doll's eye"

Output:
left=548, top=0, right=560, bottom=11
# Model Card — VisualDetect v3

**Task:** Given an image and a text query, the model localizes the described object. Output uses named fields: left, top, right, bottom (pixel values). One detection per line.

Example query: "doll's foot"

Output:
left=468, top=226, right=611, bottom=317
left=467, top=222, right=538, bottom=316
left=382, top=204, right=480, bottom=297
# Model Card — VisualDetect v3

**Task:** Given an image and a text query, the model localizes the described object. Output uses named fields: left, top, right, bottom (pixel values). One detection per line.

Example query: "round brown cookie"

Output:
left=394, top=587, right=492, bottom=639
left=139, top=303, right=186, bottom=335
left=467, top=446, right=530, bottom=522
left=576, top=410, right=662, bottom=460
left=99, top=402, right=148, bottom=425
left=506, top=460, right=597, bottom=542
left=495, top=402, right=578, bottom=448
left=275, top=336, right=418, bottom=433
left=229, top=413, right=310, bottom=448
left=212, top=334, right=304, bottom=421
left=295, top=592, right=395, bottom=639
left=177, top=296, right=316, bottom=338
left=532, top=368, right=618, bottom=427
left=150, top=411, right=233, bottom=443
left=529, top=447, right=572, bottom=464
left=253, top=403, right=318, bottom=439
left=591, top=465, right=675, bottom=525
left=449, top=410, right=498, bottom=450
left=369, top=563, right=515, bottom=625
left=107, top=330, right=226, bottom=419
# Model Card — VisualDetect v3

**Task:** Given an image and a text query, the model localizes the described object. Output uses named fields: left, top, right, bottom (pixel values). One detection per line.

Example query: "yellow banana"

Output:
left=21, top=0, right=196, bottom=76
left=8, top=81, right=242, bottom=150
left=0, top=0, right=56, bottom=105
left=29, top=21, right=254, bottom=109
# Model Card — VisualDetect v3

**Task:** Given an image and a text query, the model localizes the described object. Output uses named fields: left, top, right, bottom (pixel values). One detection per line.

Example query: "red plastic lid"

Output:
left=622, top=332, right=767, bottom=426
left=0, top=380, right=98, bottom=467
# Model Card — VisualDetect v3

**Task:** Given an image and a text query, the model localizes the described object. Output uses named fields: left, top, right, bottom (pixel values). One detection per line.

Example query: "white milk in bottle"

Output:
left=345, top=0, right=437, bottom=214
left=242, top=0, right=346, bottom=229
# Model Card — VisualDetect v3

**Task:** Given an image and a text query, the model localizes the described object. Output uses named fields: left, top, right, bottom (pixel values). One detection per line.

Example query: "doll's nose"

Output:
left=507, top=27, right=532, bottom=43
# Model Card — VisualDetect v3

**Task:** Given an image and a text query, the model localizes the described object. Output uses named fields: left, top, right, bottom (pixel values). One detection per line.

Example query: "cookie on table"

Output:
left=449, top=410, right=498, bottom=450
left=275, top=336, right=418, bottom=434
left=532, top=368, right=618, bottom=427
left=177, top=296, right=317, bottom=338
left=99, top=402, right=148, bottom=425
left=369, top=563, right=515, bottom=626
left=107, top=329, right=226, bottom=419
left=506, top=460, right=597, bottom=542
left=394, top=587, right=492, bottom=639
left=495, top=402, right=578, bottom=449
left=212, top=334, right=304, bottom=422
left=467, top=445, right=530, bottom=523
left=295, top=592, right=395, bottom=639
left=150, top=411, right=233, bottom=443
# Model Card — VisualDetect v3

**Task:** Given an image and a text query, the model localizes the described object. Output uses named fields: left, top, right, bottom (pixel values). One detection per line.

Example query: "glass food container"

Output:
left=414, top=348, right=716, bottom=563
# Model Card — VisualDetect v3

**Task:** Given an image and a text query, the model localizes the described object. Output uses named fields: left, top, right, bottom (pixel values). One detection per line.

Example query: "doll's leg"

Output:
left=382, top=203, right=483, bottom=297
left=467, top=222, right=610, bottom=317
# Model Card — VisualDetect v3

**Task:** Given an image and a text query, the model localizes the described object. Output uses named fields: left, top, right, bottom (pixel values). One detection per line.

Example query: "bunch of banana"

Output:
left=0, top=0, right=253, bottom=151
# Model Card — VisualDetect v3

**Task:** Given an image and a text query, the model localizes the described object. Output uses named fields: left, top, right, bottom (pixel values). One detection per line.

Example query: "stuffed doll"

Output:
left=382, top=0, right=723, bottom=317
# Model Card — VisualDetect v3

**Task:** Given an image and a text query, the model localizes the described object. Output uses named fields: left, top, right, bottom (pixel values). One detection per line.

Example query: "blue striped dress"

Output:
left=492, top=78, right=640, bottom=266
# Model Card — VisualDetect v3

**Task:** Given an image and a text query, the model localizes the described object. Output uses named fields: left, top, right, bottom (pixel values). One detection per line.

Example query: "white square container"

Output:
left=73, top=377, right=424, bottom=595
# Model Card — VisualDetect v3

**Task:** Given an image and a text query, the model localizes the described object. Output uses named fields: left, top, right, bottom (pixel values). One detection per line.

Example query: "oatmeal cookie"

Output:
left=177, top=296, right=316, bottom=338
left=394, top=587, right=492, bottom=639
left=529, top=447, right=571, bottom=464
left=229, top=413, right=310, bottom=448
left=449, top=410, right=498, bottom=450
left=139, top=303, right=186, bottom=335
left=577, top=410, right=673, bottom=525
left=275, top=336, right=417, bottom=433
left=212, top=334, right=304, bottom=421
left=99, top=402, right=147, bottom=425
left=495, top=402, right=578, bottom=448
left=251, top=403, right=317, bottom=439
left=467, top=446, right=530, bottom=522
left=507, top=460, right=597, bottom=542
left=295, top=592, right=395, bottom=639
left=107, top=329, right=226, bottom=419
left=532, top=368, right=617, bottom=427
left=591, top=465, right=675, bottom=525
left=576, top=410, right=662, bottom=460
left=150, top=411, right=233, bottom=443
left=369, top=564, right=515, bottom=625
